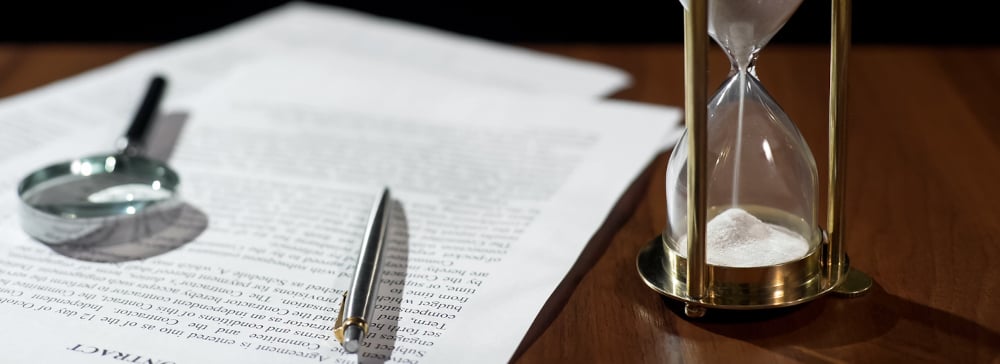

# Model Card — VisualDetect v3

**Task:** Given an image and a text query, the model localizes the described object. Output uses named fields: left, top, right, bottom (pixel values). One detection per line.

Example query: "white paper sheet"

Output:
left=1, top=2, right=629, bottom=121
left=0, top=2, right=631, bottom=172
left=0, top=53, right=679, bottom=363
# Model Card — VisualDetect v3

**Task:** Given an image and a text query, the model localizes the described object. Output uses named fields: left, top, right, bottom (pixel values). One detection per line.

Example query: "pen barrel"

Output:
left=344, top=188, right=392, bottom=330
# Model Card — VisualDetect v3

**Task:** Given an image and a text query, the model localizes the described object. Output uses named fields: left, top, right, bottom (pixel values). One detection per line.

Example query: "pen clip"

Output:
left=333, top=290, right=348, bottom=343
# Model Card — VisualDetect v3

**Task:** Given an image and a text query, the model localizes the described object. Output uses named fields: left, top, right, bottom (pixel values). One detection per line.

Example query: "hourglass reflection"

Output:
left=638, top=0, right=872, bottom=317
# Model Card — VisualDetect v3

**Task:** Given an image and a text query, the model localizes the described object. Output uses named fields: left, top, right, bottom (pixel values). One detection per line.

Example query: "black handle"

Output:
left=124, top=75, right=168, bottom=147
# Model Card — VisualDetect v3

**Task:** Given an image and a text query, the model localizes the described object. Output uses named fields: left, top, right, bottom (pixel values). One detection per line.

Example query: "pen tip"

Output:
left=343, top=339, right=360, bottom=353
left=342, top=324, right=364, bottom=353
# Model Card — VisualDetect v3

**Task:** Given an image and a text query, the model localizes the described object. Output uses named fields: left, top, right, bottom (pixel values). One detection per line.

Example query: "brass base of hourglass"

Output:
left=636, top=205, right=873, bottom=318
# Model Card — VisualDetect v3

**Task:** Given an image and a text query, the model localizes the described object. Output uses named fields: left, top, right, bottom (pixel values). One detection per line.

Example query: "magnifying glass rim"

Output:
left=17, top=152, right=181, bottom=220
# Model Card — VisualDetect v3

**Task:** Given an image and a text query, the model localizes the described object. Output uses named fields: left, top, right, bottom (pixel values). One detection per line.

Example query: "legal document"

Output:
left=0, top=2, right=629, bottom=173
left=0, top=54, right=681, bottom=363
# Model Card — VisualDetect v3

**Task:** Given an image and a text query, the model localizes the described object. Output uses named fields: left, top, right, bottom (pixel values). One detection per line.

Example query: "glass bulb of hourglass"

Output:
left=666, top=0, right=819, bottom=268
left=680, top=0, right=802, bottom=71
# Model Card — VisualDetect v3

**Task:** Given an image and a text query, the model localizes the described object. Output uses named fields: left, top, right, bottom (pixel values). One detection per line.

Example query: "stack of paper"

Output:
left=0, top=3, right=681, bottom=363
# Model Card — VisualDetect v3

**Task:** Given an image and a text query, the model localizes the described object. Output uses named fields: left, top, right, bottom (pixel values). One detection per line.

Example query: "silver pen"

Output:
left=334, top=187, right=391, bottom=353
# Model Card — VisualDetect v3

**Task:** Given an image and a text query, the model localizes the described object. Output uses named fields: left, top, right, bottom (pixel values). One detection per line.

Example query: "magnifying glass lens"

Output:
left=87, top=183, right=172, bottom=203
left=16, top=75, right=186, bottom=247
left=20, top=156, right=178, bottom=219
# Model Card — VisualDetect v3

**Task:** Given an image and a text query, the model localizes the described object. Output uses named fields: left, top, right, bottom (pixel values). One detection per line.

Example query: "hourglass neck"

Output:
left=727, top=49, right=760, bottom=77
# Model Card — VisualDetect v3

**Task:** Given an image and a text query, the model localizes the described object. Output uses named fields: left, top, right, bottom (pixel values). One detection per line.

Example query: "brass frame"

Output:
left=640, top=207, right=845, bottom=311
left=682, top=0, right=710, bottom=318
left=638, top=0, right=872, bottom=317
left=827, top=0, right=850, bottom=287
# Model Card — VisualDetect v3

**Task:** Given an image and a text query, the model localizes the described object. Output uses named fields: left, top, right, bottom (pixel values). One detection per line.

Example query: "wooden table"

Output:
left=1, top=44, right=997, bottom=363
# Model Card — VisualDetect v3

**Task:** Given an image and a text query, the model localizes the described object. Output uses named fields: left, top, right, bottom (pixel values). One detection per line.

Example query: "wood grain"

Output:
left=0, top=44, right=147, bottom=98
left=0, top=43, right=996, bottom=363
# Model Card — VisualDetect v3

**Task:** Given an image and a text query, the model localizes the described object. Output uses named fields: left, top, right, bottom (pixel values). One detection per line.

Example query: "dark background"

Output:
left=0, top=1, right=992, bottom=45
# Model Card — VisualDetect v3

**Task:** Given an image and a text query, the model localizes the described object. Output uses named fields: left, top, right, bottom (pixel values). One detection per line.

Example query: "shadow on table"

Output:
left=666, top=282, right=1000, bottom=362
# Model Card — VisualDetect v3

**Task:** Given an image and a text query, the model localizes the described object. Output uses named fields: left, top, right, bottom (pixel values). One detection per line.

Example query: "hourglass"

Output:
left=637, top=0, right=872, bottom=317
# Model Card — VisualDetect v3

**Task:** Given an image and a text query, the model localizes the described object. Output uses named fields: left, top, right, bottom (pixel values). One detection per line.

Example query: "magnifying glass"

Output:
left=17, top=75, right=183, bottom=246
